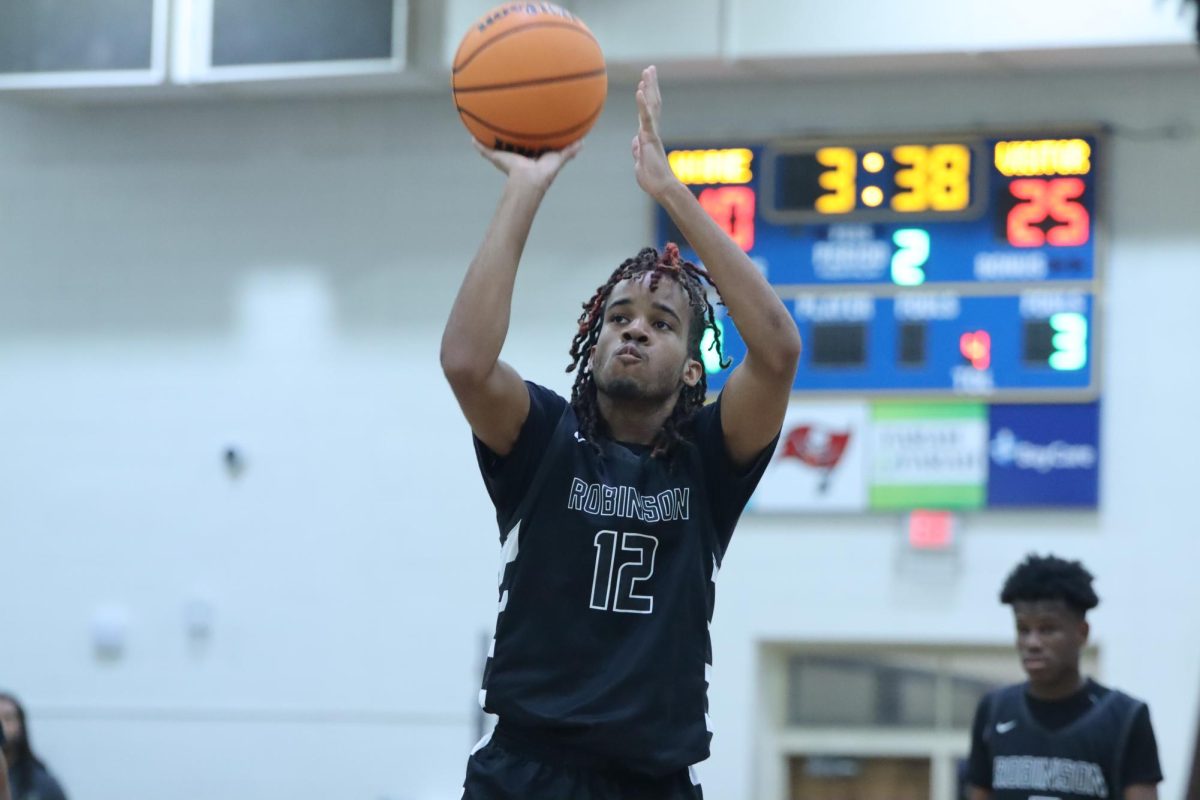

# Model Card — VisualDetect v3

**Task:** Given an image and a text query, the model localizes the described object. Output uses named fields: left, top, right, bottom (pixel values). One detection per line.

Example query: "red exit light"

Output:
left=908, top=510, right=956, bottom=550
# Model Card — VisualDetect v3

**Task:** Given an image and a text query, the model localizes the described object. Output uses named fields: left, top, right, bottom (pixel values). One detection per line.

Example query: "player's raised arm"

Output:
left=440, top=140, right=582, bottom=456
left=631, top=66, right=801, bottom=467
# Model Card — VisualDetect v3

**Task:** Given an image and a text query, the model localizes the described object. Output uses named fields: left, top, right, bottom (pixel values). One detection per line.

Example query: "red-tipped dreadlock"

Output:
left=566, top=243, right=729, bottom=460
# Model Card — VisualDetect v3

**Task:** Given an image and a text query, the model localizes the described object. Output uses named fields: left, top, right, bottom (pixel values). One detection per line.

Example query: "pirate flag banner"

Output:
left=751, top=401, right=869, bottom=513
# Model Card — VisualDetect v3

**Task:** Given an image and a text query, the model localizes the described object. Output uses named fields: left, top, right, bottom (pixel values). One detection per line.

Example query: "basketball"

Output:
left=452, top=3, right=607, bottom=156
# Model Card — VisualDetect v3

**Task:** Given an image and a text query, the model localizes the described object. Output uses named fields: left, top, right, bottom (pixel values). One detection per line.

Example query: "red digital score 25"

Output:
left=1006, top=177, right=1090, bottom=248
left=698, top=186, right=756, bottom=252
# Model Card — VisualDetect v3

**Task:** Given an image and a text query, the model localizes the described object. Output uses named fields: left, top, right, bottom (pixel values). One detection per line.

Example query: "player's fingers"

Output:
left=472, top=139, right=507, bottom=171
left=645, top=65, right=662, bottom=112
left=561, top=139, right=584, bottom=162
left=473, top=138, right=503, bottom=162
left=636, top=88, right=655, bottom=134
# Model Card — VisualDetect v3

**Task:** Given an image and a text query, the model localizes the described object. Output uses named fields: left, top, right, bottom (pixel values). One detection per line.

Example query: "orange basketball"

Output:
left=452, top=3, right=607, bottom=156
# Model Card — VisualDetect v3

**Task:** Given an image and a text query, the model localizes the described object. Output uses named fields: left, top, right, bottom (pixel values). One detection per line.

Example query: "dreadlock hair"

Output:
left=999, top=553, right=1100, bottom=618
left=0, top=691, right=45, bottom=794
left=566, top=243, right=728, bottom=460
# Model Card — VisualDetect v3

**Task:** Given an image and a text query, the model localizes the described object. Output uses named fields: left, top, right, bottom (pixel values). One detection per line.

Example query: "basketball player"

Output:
left=442, top=66, right=801, bottom=799
left=966, top=554, right=1162, bottom=800
left=1, top=731, right=10, bottom=800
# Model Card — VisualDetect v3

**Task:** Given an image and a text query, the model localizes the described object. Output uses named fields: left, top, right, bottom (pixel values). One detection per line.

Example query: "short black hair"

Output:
left=999, top=553, right=1099, bottom=616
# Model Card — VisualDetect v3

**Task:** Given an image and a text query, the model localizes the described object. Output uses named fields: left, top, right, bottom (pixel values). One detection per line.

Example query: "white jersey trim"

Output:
left=498, top=525, right=521, bottom=587
left=469, top=728, right=493, bottom=755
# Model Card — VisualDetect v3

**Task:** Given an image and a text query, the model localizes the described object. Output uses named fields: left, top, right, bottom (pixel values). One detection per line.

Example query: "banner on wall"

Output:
left=869, top=403, right=988, bottom=510
left=752, top=402, right=869, bottom=512
left=987, top=403, right=1100, bottom=507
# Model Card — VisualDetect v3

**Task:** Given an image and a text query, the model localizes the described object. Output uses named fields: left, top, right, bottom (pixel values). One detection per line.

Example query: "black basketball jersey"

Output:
left=472, top=382, right=777, bottom=776
left=978, top=682, right=1146, bottom=800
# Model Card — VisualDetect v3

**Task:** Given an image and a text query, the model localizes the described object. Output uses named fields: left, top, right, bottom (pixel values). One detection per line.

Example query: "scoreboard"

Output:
left=656, top=131, right=1104, bottom=511
left=658, top=132, right=1102, bottom=400
left=714, top=290, right=1093, bottom=396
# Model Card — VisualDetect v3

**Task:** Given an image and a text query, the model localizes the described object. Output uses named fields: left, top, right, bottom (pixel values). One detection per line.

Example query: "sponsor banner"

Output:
left=869, top=403, right=988, bottom=510
left=987, top=403, right=1100, bottom=508
left=752, top=401, right=869, bottom=512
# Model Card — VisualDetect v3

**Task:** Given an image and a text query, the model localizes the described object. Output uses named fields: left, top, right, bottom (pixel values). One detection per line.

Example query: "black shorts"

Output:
left=461, top=729, right=705, bottom=800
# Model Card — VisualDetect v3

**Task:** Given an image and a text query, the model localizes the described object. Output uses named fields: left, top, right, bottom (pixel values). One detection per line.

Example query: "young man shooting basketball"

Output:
left=966, top=554, right=1162, bottom=800
left=442, top=66, right=801, bottom=799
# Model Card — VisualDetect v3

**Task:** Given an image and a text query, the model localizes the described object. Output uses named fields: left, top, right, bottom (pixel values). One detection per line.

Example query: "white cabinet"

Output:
left=172, top=0, right=407, bottom=85
left=0, top=0, right=407, bottom=92
left=0, top=0, right=167, bottom=88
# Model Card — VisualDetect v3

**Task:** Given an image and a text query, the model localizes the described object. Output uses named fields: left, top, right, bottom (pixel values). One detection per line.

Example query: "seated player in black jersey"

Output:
left=441, top=65, right=801, bottom=800
left=966, top=554, right=1162, bottom=800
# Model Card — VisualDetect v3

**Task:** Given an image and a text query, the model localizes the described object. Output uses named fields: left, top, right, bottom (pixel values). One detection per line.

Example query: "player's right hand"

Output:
left=473, top=138, right=583, bottom=191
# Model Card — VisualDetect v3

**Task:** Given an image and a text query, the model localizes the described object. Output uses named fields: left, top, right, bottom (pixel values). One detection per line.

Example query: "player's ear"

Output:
left=681, top=357, right=702, bottom=388
left=587, top=345, right=597, bottom=372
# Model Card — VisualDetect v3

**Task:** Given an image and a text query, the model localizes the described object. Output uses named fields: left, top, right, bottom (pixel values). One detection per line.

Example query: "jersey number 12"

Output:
left=590, top=530, right=659, bottom=614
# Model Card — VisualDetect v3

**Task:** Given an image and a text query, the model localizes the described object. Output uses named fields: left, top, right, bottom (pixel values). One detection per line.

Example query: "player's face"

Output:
left=590, top=274, right=701, bottom=405
left=0, top=697, right=22, bottom=756
left=1012, top=600, right=1088, bottom=687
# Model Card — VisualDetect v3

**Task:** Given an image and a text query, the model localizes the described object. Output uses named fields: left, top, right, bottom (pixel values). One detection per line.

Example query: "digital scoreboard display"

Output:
left=663, top=134, right=1097, bottom=286
left=661, top=131, right=1103, bottom=400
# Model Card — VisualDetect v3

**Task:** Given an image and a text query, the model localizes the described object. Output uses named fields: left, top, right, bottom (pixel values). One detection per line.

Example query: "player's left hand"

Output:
left=632, top=66, right=681, bottom=201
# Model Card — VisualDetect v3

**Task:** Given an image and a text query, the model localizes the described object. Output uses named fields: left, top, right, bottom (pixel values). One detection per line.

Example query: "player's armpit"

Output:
left=1124, top=784, right=1158, bottom=800
left=717, top=349, right=796, bottom=469
left=444, top=359, right=530, bottom=457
